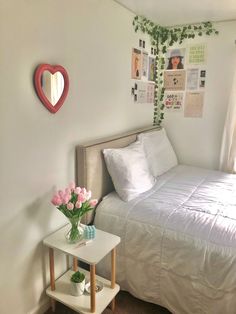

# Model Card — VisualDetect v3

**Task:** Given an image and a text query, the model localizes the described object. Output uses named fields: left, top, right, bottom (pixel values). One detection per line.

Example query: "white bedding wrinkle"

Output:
left=94, top=165, right=236, bottom=314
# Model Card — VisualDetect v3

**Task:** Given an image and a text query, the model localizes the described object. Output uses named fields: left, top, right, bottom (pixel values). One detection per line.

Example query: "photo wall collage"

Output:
left=163, top=43, right=207, bottom=118
left=131, top=40, right=155, bottom=104
left=131, top=41, right=207, bottom=119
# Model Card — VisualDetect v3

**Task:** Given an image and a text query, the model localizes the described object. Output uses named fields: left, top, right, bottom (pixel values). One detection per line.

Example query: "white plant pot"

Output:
left=70, top=279, right=85, bottom=296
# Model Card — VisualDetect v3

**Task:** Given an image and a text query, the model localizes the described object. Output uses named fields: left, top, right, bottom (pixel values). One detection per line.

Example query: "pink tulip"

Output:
left=78, top=193, right=86, bottom=203
left=62, top=194, right=71, bottom=204
left=67, top=202, right=74, bottom=210
left=58, top=190, right=64, bottom=198
left=69, top=182, right=76, bottom=190
left=75, top=200, right=82, bottom=208
left=74, top=187, right=81, bottom=195
left=81, top=187, right=87, bottom=194
left=86, top=190, right=92, bottom=200
left=51, top=195, right=62, bottom=206
left=89, top=199, right=98, bottom=207
left=65, top=188, right=71, bottom=194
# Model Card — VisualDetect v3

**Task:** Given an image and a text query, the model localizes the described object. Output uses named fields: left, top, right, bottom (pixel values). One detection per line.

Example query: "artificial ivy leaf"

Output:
left=162, top=46, right=167, bottom=53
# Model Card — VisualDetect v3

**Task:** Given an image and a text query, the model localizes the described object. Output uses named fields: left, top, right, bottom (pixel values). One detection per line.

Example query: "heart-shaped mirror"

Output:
left=34, top=64, right=69, bottom=113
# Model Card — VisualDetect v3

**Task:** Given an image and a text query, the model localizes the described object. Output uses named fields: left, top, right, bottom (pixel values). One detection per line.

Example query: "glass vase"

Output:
left=65, top=217, right=84, bottom=244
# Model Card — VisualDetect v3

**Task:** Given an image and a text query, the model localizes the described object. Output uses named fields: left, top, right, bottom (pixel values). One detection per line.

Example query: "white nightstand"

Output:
left=43, top=225, right=120, bottom=314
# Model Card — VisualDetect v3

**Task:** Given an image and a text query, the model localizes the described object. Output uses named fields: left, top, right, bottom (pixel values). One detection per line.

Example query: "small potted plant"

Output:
left=70, top=270, right=86, bottom=296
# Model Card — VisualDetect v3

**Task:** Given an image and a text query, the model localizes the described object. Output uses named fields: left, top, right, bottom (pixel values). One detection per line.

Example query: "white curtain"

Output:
left=220, top=70, right=236, bottom=173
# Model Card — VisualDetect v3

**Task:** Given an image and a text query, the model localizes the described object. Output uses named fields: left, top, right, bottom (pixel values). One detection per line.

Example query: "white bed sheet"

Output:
left=94, top=165, right=236, bottom=314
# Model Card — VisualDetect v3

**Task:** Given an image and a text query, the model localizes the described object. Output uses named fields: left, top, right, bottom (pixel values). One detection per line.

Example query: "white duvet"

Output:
left=94, top=165, right=236, bottom=314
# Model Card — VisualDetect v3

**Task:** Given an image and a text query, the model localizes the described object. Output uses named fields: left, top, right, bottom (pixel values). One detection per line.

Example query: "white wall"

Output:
left=0, top=1, right=152, bottom=313
left=163, top=21, right=236, bottom=170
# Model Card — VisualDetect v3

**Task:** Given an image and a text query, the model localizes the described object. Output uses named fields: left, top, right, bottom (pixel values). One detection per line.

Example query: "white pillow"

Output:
left=103, top=140, right=155, bottom=202
left=138, top=128, right=178, bottom=177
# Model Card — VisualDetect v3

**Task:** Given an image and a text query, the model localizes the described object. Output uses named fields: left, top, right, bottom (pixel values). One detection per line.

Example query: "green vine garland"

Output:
left=133, top=16, right=219, bottom=126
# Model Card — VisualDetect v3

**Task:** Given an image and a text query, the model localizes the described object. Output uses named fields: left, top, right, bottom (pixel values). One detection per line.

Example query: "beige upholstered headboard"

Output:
left=76, top=125, right=160, bottom=224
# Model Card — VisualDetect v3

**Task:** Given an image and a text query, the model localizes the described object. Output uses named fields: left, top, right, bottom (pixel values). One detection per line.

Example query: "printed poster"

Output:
left=184, top=92, right=204, bottom=117
left=186, top=68, right=199, bottom=90
left=148, top=57, right=155, bottom=81
left=164, top=92, right=184, bottom=110
left=165, top=48, right=186, bottom=70
left=188, top=44, right=206, bottom=65
left=131, top=48, right=141, bottom=79
left=136, top=82, right=155, bottom=103
left=164, top=70, right=186, bottom=90
left=136, top=81, right=147, bottom=103
left=147, top=83, right=155, bottom=103
left=141, top=51, right=148, bottom=78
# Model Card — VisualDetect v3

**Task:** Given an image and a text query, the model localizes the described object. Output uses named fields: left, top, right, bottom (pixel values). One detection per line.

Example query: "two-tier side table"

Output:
left=43, top=225, right=120, bottom=314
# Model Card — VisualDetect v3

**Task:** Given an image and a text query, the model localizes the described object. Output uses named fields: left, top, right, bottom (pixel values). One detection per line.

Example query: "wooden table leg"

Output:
left=73, top=257, right=78, bottom=271
left=111, top=248, right=116, bottom=288
left=90, top=264, right=96, bottom=313
left=110, top=298, right=115, bottom=312
left=49, top=248, right=56, bottom=312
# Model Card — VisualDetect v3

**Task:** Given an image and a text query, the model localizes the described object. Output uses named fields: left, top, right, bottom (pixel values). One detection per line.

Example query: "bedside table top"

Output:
left=43, top=225, right=120, bottom=265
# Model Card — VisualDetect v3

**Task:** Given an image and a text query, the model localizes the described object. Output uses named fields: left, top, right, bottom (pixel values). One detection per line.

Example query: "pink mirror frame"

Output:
left=34, top=64, right=69, bottom=113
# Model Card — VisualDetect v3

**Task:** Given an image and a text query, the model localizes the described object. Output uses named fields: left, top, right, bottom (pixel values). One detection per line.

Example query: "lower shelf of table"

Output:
left=46, top=269, right=120, bottom=314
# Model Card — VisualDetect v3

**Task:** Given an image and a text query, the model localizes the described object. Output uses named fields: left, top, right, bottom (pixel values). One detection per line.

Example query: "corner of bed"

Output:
left=76, top=125, right=160, bottom=224
left=75, top=125, right=236, bottom=314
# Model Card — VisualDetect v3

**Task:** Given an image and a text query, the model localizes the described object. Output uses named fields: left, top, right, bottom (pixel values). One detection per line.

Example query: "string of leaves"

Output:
left=133, top=16, right=219, bottom=126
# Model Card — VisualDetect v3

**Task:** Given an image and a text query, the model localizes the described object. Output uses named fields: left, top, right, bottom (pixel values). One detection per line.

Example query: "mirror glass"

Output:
left=41, top=71, right=64, bottom=106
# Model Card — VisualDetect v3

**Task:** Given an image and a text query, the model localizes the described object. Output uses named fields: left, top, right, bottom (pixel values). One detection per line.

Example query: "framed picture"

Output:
left=131, top=48, right=141, bottom=79
left=148, top=57, right=155, bottom=81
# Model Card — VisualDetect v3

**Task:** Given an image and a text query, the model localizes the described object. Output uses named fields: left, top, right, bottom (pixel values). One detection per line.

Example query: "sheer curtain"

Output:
left=220, top=70, right=236, bottom=173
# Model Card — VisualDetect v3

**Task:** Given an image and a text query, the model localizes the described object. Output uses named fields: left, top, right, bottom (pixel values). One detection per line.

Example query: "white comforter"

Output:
left=94, top=165, right=236, bottom=314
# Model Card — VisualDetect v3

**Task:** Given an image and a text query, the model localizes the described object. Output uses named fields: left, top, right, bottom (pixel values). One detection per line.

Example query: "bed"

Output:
left=76, top=126, right=236, bottom=314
